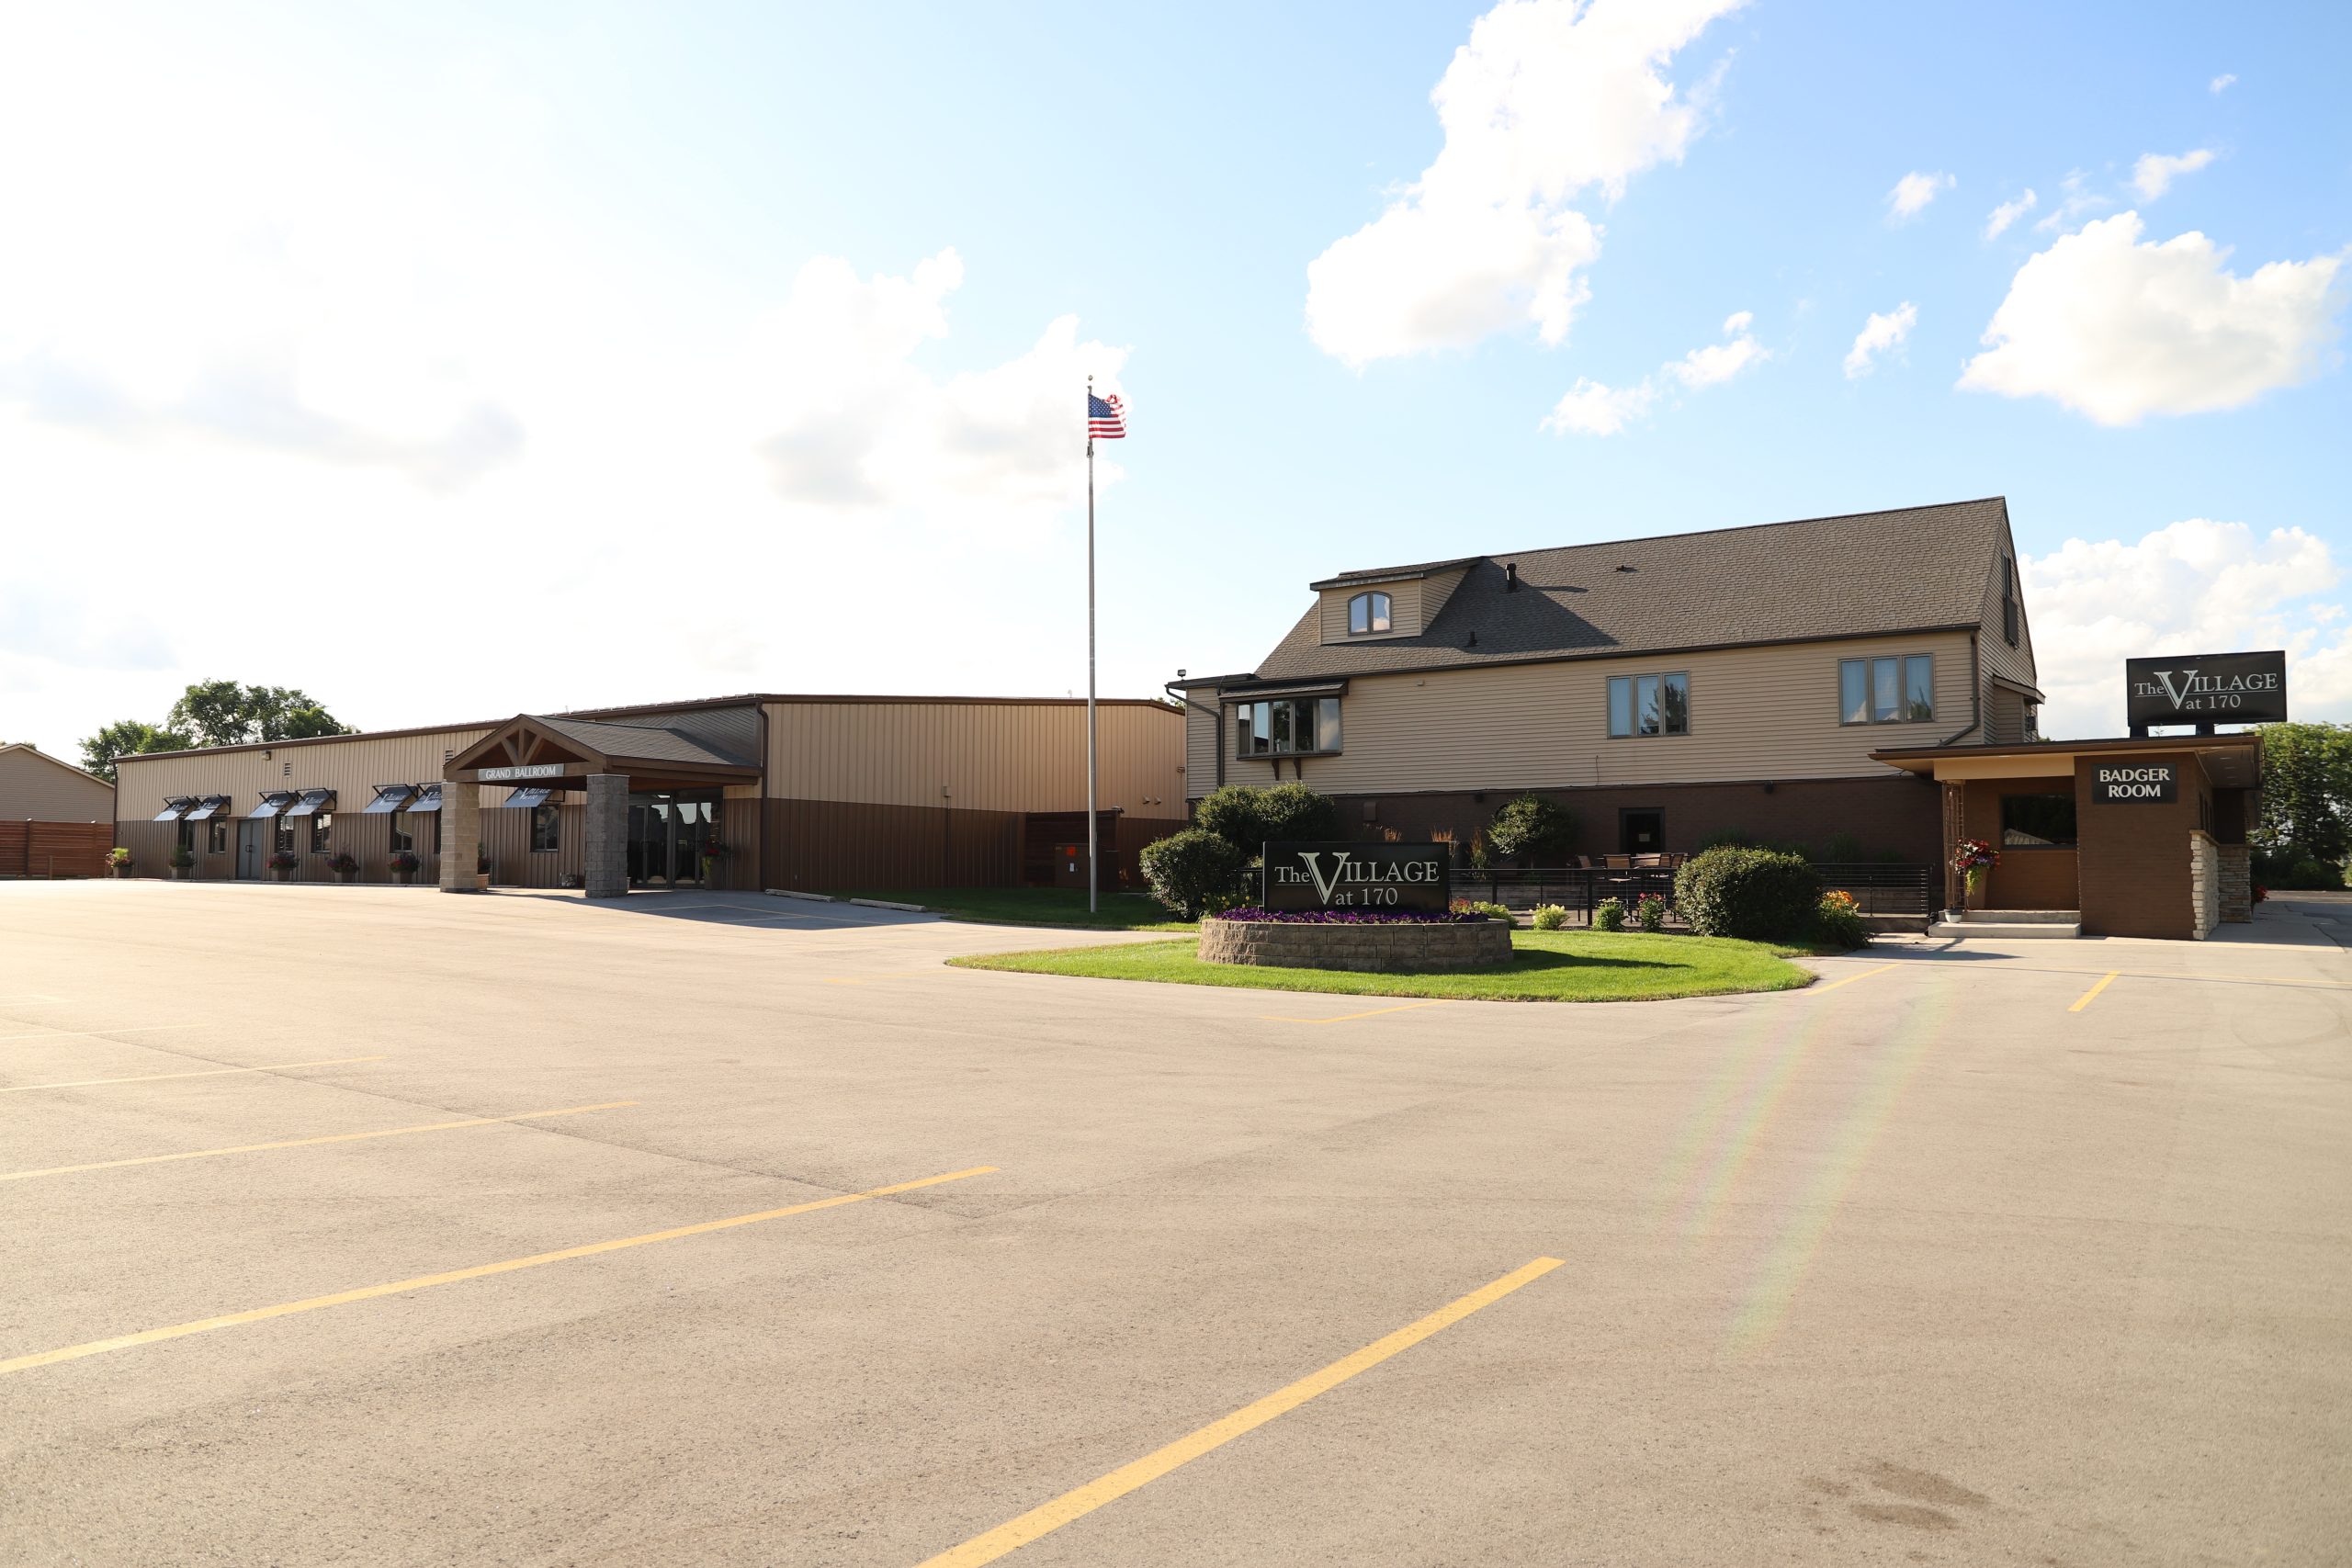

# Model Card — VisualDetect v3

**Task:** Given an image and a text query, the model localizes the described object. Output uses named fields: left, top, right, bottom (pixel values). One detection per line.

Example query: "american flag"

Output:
left=1087, top=390, right=1126, bottom=440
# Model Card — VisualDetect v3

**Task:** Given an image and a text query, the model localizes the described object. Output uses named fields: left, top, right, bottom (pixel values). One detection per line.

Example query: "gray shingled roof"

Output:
left=1246, top=498, right=2014, bottom=683
left=526, top=714, right=756, bottom=770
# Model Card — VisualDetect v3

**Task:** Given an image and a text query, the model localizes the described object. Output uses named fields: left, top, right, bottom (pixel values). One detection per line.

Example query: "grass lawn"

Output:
left=838, top=887, right=1195, bottom=931
left=948, top=929, right=1815, bottom=1002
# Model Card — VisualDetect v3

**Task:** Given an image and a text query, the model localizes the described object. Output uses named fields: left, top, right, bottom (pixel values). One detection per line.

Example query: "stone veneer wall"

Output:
left=2188, top=830, right=2220, bottom=941
left=1199, top=918, right=1512, bottom=972
left=2217, top=842, right=2252, bottom=923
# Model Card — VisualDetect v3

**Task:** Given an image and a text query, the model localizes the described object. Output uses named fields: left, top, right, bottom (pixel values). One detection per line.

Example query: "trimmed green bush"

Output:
left=1815, top=890, right=1868, bottom=949
left=1674, top=846, right=1821, bottom=941
left=1592, top=897, right=1626, bottom=932
left=1485, top=793, right=1577, bottom=863
left=1193, top=783, right=1341, bottom=856
left=1530, top=904, right=1568, bottom=931
left=1139, top=829, right=1245, bottom=918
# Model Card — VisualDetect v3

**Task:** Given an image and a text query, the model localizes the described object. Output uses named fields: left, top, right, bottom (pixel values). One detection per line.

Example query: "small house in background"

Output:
left=0, top=742, right=116, bottom=878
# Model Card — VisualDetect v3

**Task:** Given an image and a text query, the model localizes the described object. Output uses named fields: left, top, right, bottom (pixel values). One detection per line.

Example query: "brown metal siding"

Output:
left=762, top=798, right=1022, bottom=890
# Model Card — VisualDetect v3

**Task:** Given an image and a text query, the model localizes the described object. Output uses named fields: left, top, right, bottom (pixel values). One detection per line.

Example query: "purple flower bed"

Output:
left=1208, top=907, right=1494, bottom=925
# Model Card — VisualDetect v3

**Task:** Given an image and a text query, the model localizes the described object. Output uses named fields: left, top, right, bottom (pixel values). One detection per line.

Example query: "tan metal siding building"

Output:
left=0, top=744, right=115, bottom=878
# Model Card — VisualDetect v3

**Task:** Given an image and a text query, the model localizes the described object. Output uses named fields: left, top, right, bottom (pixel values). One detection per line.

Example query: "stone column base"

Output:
left=585, top=773, right=628, bottom=899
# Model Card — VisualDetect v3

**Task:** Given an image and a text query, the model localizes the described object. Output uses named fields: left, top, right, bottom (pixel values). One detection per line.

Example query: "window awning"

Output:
left=362, top=784, right=416, bottom=815
left=501, top=786, right=554, bottom=810
left=403, top=784, right=443, bottom=814
left=152, top=796, right=196, bottom=821
left=248, top=790, right=297, bottom=819
left=182, top=795, right=231, bottom=821
left=282, top=788, right=336, bottom=818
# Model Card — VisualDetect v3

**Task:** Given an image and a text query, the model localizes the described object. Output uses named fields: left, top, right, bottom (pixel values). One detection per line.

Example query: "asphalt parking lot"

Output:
left=2, top=883, right=2346, bottom=1566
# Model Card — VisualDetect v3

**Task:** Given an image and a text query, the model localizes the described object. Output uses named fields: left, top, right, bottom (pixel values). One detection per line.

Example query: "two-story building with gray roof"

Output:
left=1170, top=498, right=2044, bottom=868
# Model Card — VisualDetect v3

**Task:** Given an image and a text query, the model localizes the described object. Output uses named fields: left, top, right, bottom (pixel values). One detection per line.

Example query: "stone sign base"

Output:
left=1199, top=918, right=1512, bottom=972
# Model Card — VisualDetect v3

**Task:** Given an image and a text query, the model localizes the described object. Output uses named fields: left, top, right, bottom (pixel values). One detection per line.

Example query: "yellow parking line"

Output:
left=2068, top=972, right=2120, bottom=1012
left=0, top=1023, right=204, bottom=1045
left=0, top=1055, right=387, bottom=1095
left=0, top=1165, right=995, bottom=1378
left=914, top=1257, right=1564, bottom=1568
left=1261, top=999, right=1452, bottom=1024
left=0, top=1100, right=635, bottom=1183
left=1806, top=963, right=1899, bottom=995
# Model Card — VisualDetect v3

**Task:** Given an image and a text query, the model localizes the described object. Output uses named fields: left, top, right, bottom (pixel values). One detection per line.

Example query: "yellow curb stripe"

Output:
left=2068, top=972, right=2120, bottom=1013
left=1261, top=999, right=1453, bottom=1024
left=0, top=1165, right=995, bottom=1378
left=1807, top=963, right=1899, bottom=995
left=914, top=1256, right=1564, bottom=1568
left=0, top=1055, right=387, bottom=1095
left=0, top=1100, right=635, bottom=1183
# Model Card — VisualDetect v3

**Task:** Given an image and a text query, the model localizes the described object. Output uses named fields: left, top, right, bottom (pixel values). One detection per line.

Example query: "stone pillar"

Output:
left=2218, top=843, right=2252, bottom=923
left=584, top=773, right=628, bottom=899
left=2188, top=830, right=2219, bottom=941
left=437, top=782, right=481, bottom=893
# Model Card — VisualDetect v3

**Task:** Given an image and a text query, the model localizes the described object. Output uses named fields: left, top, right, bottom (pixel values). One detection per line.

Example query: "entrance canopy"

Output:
left=1871, top=731, right=2261, bottom=790
left=444, top=714, right=761, bottom=793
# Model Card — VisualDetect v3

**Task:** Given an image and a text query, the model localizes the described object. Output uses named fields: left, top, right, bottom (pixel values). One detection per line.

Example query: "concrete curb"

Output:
left=848, top=897, right=929, bottom=913
left=764, top=889, right=840, bottom=903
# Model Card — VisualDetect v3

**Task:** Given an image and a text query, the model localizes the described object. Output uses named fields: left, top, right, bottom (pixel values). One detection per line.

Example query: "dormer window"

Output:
left=1348, top=592, right=1391, bottom=636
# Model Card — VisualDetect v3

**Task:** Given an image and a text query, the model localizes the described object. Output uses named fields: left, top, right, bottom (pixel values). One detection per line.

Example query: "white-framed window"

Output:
left=1235, top=696, right=1342, bottom=756
left=1839, top=655, right=1935, bottom=724
left=1347, top=592, right=1391, bottom=636
left=1606, top=672, right=1690, bottom=738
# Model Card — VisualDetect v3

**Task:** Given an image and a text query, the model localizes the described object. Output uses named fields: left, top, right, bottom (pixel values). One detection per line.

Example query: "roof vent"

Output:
left=1614, top=563, right=1636, bottom=572
left=1465, top=629, right=1478, bottom=649
left=1504, top=562, right=1519, bottom=592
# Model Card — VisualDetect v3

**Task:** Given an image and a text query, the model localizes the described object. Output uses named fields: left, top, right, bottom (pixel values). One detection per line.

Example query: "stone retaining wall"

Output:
left=1199, top=918, right=1512, bottom=972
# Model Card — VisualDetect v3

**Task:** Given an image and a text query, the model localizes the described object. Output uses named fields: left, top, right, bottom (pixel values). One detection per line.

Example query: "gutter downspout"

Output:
left=1934, top=632, right=1983, bottom=748
left=1164, top=680, right=1226, bottom=796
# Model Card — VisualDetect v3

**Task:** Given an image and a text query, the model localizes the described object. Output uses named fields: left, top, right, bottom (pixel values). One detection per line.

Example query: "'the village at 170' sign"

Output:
left=1262, top=842, right=1452, bottom=911
left=2126, top=650, right=2287, bottom=728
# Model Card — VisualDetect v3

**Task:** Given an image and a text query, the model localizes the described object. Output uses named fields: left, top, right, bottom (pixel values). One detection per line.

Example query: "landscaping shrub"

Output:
left=1193, top=783, right=1341, bottom=856
left=2251, top=851, right=2346, bottom=890
left=1530, top=904, right=1568, bottom=931
left=1139, top=829, right=1245, bottom=918
left=1634, top=893, right=1666, bottom=933
left=1593, top=897, right=1626, bottom=931
left=1450, top=897, right=1512, bottom=920
left=1673, top=846, right=1821, bottom=940
left=1485, top=793, right=1577, bottom=863
left=1815, top=890, right=1868, bottom=948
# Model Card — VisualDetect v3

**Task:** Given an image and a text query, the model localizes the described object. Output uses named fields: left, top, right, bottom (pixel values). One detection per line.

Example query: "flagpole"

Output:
left=1085, top=376, right=1100, bottom=915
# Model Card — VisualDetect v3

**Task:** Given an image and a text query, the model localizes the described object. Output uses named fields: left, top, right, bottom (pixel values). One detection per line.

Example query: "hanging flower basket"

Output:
left=1951, top=838, right=1999, bottom=909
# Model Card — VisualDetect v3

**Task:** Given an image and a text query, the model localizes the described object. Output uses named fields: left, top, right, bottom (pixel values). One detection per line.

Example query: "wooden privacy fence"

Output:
left=0, top=821, right=115, bottom=879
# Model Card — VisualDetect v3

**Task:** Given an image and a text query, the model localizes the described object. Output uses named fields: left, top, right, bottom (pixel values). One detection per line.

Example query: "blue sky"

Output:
left=2, top=1, right=2346, bottom=758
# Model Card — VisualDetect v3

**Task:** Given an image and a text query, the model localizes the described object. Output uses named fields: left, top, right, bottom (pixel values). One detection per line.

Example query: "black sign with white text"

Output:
left=2092, top=761, right=2178, bottom=805
left=2126, top=650, right=2287, bottom=728
left=1262, top=842, right=1452, bottom=911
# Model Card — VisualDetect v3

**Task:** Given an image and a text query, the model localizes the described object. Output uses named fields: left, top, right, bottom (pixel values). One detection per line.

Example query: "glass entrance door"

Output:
left=627, top=792, right=719, bottom=886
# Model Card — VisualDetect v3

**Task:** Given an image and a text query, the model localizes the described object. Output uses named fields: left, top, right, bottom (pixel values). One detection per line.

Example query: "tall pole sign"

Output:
left=2125, top=650, right=2288, bottom=736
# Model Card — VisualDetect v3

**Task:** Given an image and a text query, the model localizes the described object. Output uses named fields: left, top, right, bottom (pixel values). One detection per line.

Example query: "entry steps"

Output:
left=1928, top=908, right=2082, bottom=940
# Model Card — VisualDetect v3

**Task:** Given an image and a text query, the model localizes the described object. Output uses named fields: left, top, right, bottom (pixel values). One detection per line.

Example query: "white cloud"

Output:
left=2210, top=73, right=2236, bottom=94
left=1958, top=213, right=2346, bottom=424
left=2022, top=519, right=2352, bottom=738
left=1842, top=302, right=1917, bottom=378
left=1984, top=189, right=2038, bottom=240
left=746, top=249, right=1126, bottom=514
left=2131, top=148, right=2217, bottom=201
left=2032, top=171, right=2110, bottom=234
left=1543, top=309, right=1764, bottom=433
left=1885, top=170, right=1954, bottom=221
left=1305, top=0, right=1747, bottom=367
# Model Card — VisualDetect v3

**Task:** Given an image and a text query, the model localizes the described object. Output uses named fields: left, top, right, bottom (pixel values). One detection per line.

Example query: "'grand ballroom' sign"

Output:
left=1262, top=842, right=1452, bottom=911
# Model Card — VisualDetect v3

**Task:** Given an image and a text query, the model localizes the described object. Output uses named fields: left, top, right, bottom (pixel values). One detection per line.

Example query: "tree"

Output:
left=165, top=680, right=356, bottom=748
left=1485, top=794, right=1577, bottom=863
left=78, top=719, right=196, bottom=783
left=1193, top=782, right=1341, bottom=857
left=2255, top=722, right=2352, bottom=867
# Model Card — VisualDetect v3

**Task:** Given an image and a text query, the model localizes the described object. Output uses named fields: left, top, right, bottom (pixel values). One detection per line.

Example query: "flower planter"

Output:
left=474, top=874, right=492, bottom=891
left=394, top=869, right=417, bottom=886
left=273, top=868, right=295, bottom=883
left=335, top=870, right=357, bottom=885
left=170, top=866, right=193, bottom=881
left=1200, top=916, right=1512, bottom=972
left=110, top=863, right=132, bottom=879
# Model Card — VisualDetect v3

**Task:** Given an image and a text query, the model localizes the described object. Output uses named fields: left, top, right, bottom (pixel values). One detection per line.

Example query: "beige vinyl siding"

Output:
left=0, top=747, right=115, bottom=820
left=1240, top=632, right=1973, bottom=795
left=1183, top=702, right=1218, bottom=801
left=1317, top=578, right=1424, bottom=642
left=112, top=728, right=494, bottom=822
left=763, top=701, right=1184, bottom=815
left=1419, top=566, right=1468, bottom=625
left=1981, top=541, right=2037, bottom=694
